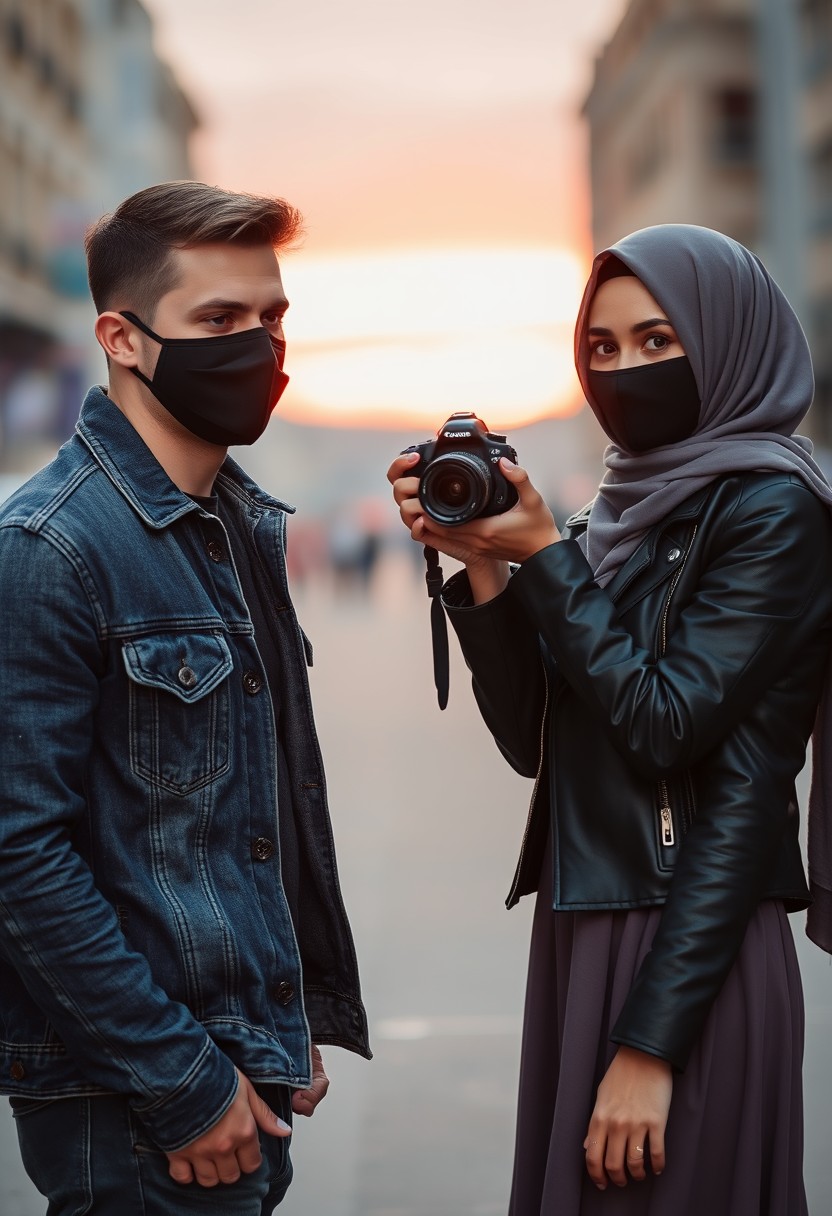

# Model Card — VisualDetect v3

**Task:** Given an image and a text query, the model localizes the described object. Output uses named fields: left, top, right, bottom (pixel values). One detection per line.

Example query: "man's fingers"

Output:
left=292, top=1044, right=330, bottom=1118
left=191, top=1162, right=221, bottom=1188
left=216, top=1159, right=242, bottom=1185
left=291, top=1086, right=323, bottom=1116
left=240, top=1074, right=292, bottom=1142
left=167, top=1156, right=194, bottom=1185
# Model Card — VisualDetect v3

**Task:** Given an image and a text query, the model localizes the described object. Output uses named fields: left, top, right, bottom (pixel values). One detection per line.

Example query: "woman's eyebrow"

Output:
left=587, top=318, right=673, bottom=339
left=632, top=317, right=672, bottom=333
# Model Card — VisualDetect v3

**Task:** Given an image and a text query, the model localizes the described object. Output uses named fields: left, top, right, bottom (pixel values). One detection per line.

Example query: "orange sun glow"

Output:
left=277, top=246, right=586, bottom=430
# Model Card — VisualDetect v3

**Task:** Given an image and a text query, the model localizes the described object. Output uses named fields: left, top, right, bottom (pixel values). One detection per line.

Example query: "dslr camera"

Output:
left=402, top=411, right=519, bottom=527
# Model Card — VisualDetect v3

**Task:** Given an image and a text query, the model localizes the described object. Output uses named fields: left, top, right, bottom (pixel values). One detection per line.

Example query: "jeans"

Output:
left=10, top=1086, right=293, bottom=1215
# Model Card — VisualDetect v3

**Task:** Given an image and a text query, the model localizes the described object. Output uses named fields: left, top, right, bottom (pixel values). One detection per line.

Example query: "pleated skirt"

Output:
left=508, top=833, right=808, bottom=1216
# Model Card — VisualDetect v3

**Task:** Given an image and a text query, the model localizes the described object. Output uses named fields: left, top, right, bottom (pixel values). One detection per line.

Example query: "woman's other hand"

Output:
left=583, top=1046, right=673, bottom=1189
left=386, top=453, right=561, bottom=568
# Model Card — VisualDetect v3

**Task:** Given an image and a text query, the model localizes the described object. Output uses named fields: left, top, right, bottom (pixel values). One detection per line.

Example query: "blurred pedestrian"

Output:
left=0, top=181, right=370, bottom=1214
left=389, top=224, right=832, bottom=1214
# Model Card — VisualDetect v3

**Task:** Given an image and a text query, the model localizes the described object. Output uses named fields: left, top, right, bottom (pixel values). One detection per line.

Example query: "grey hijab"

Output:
left=573, top=223, right=832, bottom=953
left=574, top=223, right=832, bottom=586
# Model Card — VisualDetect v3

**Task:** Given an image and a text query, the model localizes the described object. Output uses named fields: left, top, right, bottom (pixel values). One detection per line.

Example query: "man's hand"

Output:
left=166, top=1068, right=291, bottom=1188
left=583, top=1046, right=673, bottom=1190
left=292, top=1044, right=329, bottom=1117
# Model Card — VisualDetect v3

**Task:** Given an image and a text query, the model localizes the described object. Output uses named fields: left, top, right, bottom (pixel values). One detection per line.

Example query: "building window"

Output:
left=712, top=87, right=756, bottom=166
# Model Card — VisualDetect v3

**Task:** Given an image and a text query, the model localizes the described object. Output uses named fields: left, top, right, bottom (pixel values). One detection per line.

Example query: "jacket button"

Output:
left=274, top=981, right=295, bottom=1005
left=252, top=836, right=275, bottom=861
left=667, top=547, right=682, bottom=562
left=243, top=670, right=263, bottom=695
left=10, top=1060, right=26, bottom=1081
left=206, top=540, right=225, bottom=562
left=178, top=665, right=197, bottom=688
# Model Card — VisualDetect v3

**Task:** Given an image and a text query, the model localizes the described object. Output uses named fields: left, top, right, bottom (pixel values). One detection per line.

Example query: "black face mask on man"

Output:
left=120, top=311, right=289, bottom=446
left=587, top=355, right=701, bottom=453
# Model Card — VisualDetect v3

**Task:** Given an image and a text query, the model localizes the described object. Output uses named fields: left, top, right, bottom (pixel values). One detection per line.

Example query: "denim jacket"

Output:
left=0, top=387, right=370, bottom=1152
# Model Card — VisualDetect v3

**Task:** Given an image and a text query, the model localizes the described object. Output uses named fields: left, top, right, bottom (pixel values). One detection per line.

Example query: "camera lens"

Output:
left=419, top=452, right=492, bottom=525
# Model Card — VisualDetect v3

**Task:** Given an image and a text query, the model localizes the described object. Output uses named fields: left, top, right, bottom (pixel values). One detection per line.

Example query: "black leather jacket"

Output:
left=444, top=472, right=832, bottom=1070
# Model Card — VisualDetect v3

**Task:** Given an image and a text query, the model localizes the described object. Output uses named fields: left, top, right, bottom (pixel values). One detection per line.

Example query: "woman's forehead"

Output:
left=587, top=276, right=666, bottom=328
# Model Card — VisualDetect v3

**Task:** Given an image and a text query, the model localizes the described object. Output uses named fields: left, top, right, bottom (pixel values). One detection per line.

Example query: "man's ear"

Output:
left=95, top=312, right=141, bottom=368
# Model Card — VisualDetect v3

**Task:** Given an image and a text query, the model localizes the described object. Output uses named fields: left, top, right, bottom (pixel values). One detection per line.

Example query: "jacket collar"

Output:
left=75, top=386, right=294, bottom=529
left=566, top=484, right=713, bottom=604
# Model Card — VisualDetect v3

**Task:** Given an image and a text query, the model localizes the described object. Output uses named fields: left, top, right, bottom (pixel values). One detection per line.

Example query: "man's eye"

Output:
left=206, top=314, right=232, bottom=327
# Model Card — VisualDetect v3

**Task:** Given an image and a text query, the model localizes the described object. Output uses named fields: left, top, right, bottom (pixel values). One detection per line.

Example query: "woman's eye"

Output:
left=645, top=334, right=670, bottom=352
left=593, top=341, right=617, bottom=357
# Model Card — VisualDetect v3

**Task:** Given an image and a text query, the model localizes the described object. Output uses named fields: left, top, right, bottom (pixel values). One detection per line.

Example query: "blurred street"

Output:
left=2, top=546, right=832, bottom=1214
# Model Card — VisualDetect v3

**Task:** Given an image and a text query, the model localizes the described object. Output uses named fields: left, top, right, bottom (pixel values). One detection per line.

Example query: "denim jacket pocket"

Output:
left=123, top=632, right=233, bottom=795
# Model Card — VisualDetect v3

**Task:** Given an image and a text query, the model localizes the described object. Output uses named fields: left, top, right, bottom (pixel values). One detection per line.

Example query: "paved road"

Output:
left=2, top=551, right=831, bottom=1213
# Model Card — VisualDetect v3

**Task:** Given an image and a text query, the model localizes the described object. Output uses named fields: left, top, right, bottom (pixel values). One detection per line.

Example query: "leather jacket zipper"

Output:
left=506, top=658, right=551, bottom=907
left=655, top=525, right=697, bottom=847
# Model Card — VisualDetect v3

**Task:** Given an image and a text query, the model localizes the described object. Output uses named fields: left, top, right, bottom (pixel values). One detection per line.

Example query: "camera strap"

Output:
left=423, top=545, right=449, bottom=710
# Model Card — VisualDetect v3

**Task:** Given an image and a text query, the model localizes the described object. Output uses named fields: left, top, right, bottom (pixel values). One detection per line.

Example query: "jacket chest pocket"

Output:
left=123, top=632, right=233, bottom=795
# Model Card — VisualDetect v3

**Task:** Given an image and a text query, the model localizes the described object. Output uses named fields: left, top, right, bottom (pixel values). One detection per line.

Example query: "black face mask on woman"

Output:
left=587, top=355, right=701, bottom=453
left=120, top=311, right=289, bottom=446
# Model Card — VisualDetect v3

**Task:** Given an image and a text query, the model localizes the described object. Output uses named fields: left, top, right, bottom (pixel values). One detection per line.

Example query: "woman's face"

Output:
left=587, top=275, right=686, bottom=371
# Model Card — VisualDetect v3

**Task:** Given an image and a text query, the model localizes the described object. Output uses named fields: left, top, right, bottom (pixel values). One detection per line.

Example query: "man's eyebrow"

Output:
left=189, top=296, right=289, bottom=315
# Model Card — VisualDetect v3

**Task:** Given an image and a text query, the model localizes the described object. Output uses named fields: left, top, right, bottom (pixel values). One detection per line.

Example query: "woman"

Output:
left=388, top=224, right=832, bottom=1215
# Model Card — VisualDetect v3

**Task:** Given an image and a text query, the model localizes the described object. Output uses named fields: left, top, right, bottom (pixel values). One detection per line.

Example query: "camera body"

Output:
left=402, top=411, right=519, bottom=527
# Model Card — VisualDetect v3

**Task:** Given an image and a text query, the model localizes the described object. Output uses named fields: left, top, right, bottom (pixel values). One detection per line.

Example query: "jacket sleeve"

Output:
left=509, top=479, right=832, bottom=779
left=442, top=568, right=546, bottom=778
left=508, top=478, right=832, bottom=1069
left=0, top=524, right=238, bottom=1152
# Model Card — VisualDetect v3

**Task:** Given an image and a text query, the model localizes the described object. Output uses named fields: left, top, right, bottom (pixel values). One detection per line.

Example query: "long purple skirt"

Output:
left=508, top=834, right=807, bottom=1216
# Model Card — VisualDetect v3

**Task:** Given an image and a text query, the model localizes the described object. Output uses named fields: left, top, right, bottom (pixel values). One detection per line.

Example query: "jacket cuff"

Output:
left=608, top=1030, right=681, bottom=1073
left=131, top=1037, right=239, bottom=1152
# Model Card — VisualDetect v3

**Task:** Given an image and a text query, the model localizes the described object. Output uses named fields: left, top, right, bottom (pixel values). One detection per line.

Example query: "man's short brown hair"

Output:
left=85, top=180, right=303, bottom=321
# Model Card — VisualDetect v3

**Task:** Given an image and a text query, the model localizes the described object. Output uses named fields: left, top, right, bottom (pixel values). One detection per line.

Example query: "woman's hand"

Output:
left=583, top=1046, right=673, bottom=1190
left=386, top=452, right=561, bottom=568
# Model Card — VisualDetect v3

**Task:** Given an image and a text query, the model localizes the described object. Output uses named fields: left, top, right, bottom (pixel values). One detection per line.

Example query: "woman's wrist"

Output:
left=467, top=558, right=510, bottom=605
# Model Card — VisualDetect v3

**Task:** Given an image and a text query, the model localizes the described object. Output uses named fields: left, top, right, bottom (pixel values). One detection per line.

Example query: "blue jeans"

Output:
left=10, top=1086, right=293, bottom=1215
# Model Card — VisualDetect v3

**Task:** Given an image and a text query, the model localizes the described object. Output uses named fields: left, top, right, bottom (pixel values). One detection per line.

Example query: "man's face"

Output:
left=139, top=242, right=289, bottom=377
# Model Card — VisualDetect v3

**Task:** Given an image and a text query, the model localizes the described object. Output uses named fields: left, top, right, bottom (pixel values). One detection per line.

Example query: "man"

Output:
left=0, top=181, right=370, bottom=1213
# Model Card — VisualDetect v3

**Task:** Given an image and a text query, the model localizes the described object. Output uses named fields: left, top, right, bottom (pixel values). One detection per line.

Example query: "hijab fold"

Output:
left=573, top=224, right=832, bottom=952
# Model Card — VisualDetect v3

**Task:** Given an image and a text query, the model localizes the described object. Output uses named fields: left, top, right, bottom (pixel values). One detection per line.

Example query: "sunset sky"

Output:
left=142, top=0, right=625, bottom=429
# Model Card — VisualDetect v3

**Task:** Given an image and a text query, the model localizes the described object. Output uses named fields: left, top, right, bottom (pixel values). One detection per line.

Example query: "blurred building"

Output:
left=800, top=0, right=832, bottom=443
left=582, top=0, right=759, bottom=252
left=583, top=0, right=832, bottom=445
left=0, top=0, right=196, bottom=475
